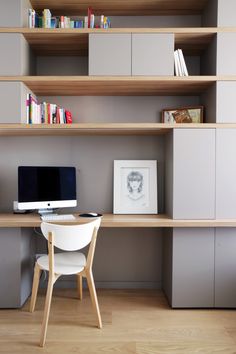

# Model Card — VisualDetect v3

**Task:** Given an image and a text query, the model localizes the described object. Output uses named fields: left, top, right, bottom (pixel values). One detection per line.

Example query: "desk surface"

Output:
left=0, top=213, right=236, bottom=228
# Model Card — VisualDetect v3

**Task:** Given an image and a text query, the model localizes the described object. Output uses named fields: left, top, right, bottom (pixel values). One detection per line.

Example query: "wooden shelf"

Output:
left=1, top=123, right=236, bottom=137
left=0, top=28, right=217, bottom=56
left=0, top=76, right=218, bottom=96
left=29, top=0, right=208, bottom=16
left=0, top=213, right=236, bottom=228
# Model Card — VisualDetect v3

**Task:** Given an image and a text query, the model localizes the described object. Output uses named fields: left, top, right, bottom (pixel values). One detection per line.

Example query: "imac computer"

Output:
left=17, top=166, right=77, bottom=215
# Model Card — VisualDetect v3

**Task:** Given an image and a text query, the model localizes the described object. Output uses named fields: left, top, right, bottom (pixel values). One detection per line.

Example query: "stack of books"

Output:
left=26, top=94, right=73, bottom=125
left=174, top=49, right=189, bottom=76
left=28, top=8, right=111, bottom=29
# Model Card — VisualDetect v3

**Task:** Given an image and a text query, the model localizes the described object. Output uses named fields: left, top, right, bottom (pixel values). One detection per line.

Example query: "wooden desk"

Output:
left=0, top=213, right=236, bottom=228
left=1, top=213, right=236, bottom=309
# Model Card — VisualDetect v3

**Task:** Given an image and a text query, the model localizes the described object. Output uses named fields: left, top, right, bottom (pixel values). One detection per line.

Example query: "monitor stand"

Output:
left=38, top=209, right=57, bottom=216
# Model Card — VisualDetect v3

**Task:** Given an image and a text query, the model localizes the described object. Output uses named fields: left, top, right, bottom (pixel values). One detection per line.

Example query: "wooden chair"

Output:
left=29, top=218, right=102, bottom=347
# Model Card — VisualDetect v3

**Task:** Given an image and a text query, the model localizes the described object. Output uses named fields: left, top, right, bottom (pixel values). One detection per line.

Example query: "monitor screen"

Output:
left=18, top=166, right=77, bottom=210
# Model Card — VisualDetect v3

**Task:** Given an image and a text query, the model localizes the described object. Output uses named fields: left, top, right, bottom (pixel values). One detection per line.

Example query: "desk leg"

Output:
left=0, top=227, right=35, bottom=308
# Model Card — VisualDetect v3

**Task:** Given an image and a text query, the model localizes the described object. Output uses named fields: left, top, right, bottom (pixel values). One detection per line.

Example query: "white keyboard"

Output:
left=41, top=214, right=76, bottom=221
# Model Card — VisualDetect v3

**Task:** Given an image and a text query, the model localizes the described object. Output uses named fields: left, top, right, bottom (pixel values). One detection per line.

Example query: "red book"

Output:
left=65, top=110, right=72, bottom=124
left=47, top=103, right=51, bottom=124
left=87, top=7, right=92, bottom=28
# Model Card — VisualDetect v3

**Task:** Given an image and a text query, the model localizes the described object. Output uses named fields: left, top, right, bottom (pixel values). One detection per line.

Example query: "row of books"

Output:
left=174, top=49, right=189, bottom=76
left=28, top=8, right=111, bottom=29
left=26, top=94, right=72, bottom=125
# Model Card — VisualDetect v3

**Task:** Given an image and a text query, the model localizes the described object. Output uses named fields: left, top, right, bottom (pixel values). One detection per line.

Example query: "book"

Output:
left=174, top=50, right=181, bottom=76
left=174, top=49, right=188, bottom=76
left=178, top=49, right=188, bottom=76
left=65, top=110, right=73, bottom=124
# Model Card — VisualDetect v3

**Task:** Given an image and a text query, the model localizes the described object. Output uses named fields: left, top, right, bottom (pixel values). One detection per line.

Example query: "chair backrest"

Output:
left=40, top=218, right=101, bottom=251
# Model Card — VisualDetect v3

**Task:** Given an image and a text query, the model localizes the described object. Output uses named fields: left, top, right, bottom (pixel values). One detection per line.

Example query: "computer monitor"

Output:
left=17, top=166, right=77, bottom=214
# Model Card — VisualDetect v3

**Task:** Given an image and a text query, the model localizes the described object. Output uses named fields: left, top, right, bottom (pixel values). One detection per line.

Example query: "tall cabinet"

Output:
left=0, top=0, right=236, bottom=308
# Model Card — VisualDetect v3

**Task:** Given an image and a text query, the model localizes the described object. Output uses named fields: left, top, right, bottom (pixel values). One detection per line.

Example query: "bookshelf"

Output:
left=1, top=0, right=236, bottom=309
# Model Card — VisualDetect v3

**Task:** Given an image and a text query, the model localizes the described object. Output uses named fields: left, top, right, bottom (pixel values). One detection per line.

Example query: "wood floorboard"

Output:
left=0, top=289, right=236, bottom=353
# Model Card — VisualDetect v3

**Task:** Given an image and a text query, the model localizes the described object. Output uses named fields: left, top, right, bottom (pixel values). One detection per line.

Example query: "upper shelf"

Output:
left=0, top=76, right=219, bottom=95
left=30, top=0, right=208, bottom=16
left=0, top=27, right=218, bottom=55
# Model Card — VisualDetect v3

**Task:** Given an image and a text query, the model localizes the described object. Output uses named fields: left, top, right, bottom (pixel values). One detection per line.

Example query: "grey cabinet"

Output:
left=89, top=33, right=131, bottom=75
left=0, top=34, right=31, bottom=75
left=215, top=228, right=236, bottom=308
left=216, top=82, right=236, bottom=123
left=0, top=82, right=31, bottom=123
left=131, top=33, right=174, bottom=76
left=217, top=33, right=236, bottom=75
left=0, top=228, right=34, bottom=308
left=216, top=129, right=236, bottom=218
left=218, top=0, right=236, bottom=26
left=172, top=129, right=215, bottom=219
left=163, top=228, right=215, bottom=308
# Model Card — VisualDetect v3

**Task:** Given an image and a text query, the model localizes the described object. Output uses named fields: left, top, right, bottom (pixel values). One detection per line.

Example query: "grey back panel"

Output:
left=215, top=228, right=236, bottom=307
left=218, top=0, right=236, bottom=26
left=173, top=129, right=215, bottom=219
left=172, top=228, right=215, bottom=308
left=131, top=33, right=174, bottom=76
left=89, top=33, right=131, bottom=75
left=216, top=129, right=236, bottom=218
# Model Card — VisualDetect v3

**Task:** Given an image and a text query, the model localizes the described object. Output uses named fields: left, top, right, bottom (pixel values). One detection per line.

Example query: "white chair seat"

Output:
left=37, top=252, right=86, bottom=275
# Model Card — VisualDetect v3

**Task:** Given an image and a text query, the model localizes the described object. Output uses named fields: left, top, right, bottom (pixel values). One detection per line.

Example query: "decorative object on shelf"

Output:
left=113, top=160, right=158, bottom=214
left=174, top=49, right=188, bottom=76
left=162, top=106, right=203, bottom=124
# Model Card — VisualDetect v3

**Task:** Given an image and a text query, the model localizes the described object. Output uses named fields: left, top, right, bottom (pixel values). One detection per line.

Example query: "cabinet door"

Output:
left=89, top=33, right=131, bottom=75
left=132, top=33, right=174, bottom=76
left=216, top=129, right=236, bottom=218
left=173, top=129, right=215, bottom=219
left=215, top=228, right=236, bottom=307
left=172, top=228, right=215, bottom=308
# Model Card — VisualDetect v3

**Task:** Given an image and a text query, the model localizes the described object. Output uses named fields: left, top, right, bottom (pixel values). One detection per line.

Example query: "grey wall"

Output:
left=102, top=16, right=201, bottom=28
left=39, top=96, right=200, bottom=123
left=202, top=0, right=218, bottom=27
left=0, top=136, right=164, bottom=288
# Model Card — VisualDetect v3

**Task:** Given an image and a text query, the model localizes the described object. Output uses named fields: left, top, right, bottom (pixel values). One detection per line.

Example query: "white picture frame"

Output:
left=113, top=160, right=158, bottom=214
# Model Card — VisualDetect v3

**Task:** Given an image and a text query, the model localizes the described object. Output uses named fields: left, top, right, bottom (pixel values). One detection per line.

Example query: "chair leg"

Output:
left=77, top=273, right=83, bottom=300
left=39, top=275, right=54, bottom=347
left=30, top=263, right=42, bottom=313
left=86, top=270, right=102, bottom=329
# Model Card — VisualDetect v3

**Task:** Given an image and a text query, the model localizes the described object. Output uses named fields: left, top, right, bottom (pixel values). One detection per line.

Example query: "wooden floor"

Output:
left=0, top=289, right=236, bottom=353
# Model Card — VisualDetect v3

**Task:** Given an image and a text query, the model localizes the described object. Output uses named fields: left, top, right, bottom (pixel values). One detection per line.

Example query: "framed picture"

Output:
left=113, top=160, right=158, bottom=214
left=162, top=106, right=203, bottom=124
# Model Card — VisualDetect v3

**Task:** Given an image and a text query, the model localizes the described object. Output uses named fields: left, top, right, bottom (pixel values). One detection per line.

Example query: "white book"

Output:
left=178, top=49, right=188, bottom=76
left=28, top=9, right=32, bottom=28
left=174, top=50, right=182, bottom=76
